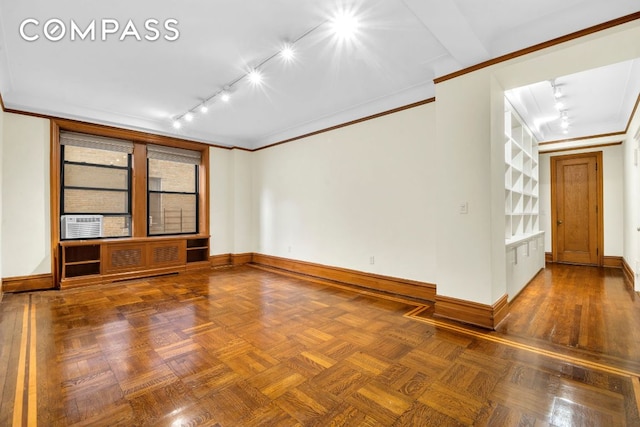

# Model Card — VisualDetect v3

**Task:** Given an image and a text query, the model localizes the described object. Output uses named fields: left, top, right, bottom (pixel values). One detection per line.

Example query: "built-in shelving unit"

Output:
left=61, top=244, right=101, bottom=279
left=504, top=101, right=544, bottom=301
left=186, top=237, right=210, bottom=268
left=504, top=103, right=540, bottom=244
left=59, top=235, right=210, bottom=288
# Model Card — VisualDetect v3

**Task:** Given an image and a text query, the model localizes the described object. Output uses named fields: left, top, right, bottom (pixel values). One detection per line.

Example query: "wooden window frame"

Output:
left=50, top=119, right=210, bottom=286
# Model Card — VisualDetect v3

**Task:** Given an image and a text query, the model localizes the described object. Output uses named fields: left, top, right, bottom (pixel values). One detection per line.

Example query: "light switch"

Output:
left=459, top=202, right=468, bottom=214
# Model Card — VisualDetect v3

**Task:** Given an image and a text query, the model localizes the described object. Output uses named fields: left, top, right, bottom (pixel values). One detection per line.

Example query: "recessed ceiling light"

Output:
left=221, top=92, right=230, bottom=102
left=184, top=112, right=194, bottom=122
left=172, top=120, right=181, bottom=129
left=555, top=101, right=564, bottom=110
left=200, top=104, right=208, bottom=114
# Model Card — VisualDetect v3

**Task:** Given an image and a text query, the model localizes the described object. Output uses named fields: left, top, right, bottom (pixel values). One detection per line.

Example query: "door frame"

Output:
left=550, top=151, right=604, bottom=266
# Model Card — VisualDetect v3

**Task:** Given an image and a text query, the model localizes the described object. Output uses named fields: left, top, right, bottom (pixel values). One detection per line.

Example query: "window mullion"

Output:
left=132, top=142, right=148, bottom=238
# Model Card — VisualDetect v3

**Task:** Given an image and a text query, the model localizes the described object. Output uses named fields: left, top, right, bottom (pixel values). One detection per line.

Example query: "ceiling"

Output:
left=0, top=0, right=638, bottom=149
left=506, top=58, right=640, bottom=143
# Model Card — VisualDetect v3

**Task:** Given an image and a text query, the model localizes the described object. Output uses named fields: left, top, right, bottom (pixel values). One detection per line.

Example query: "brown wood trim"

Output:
left=200, top=147, right=210, bottom=237
left=545, top=252, right=553, bottom=263
left=50, top=121, right=61, bottom=288
left=539, top=132, right=625, bottom=146
left=492, top=294, right=510, bottom=327
left=0, top=92, right=5, bottom=111
left=132, top=142, right=147, bottom=238
left=210, top=254, right=232, bottom=267
left=231, top=146, right=254, bottom=152
left=58, top=234, right=208, bottom=246
left=550, top=157, right=558, bottom=262
left=434, top=293, right=508, bottom=330
left=232, top=253, right=253, bottom=266
left=626, top=93, right=640, bottom=134
left=255, top=98, right=436, bottom=152
left=603, top=256, right=623, bottom=269
left=540, top=141, right=622, bottom=154
left=3, top=274, right=54, bottom=293
left=434, top=12, right=640, bottom=84
left=622, top=257, right=635, bottom=290
left=550, top=152, right=604, bottom=266
left=596, top=153, right=605, bottom=267
left=53, top=119, right=212, bottom=151
left=251, top=253, right=436, bottom=302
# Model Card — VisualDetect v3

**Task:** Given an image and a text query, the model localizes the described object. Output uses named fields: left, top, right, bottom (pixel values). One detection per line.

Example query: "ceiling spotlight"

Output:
left=561, top=120, right=569, bottom=129
left=331, top=10, right=360, bottom=40
left=184, top=112, right=194, bottom=122
left=172, top=120, right=182, bottom=129
left=554, top=86, right=562, bottom=99
left=220, top=92, right=230, bottom=102
left=280, top=44, right=295, bottom=61
left=200, top=104, right=209, bottom=114
left=555, top=101, right=564, bottom=110
left=248, top=69, right=263, bottom=85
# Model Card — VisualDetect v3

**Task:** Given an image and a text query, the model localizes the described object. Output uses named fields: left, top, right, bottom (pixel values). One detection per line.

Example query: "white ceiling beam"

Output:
left=401, top=0, right=490, bottom=70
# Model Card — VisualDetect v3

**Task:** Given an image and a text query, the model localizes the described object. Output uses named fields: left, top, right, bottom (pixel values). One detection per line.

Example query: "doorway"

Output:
left=551, top=152, right=603, bottom=266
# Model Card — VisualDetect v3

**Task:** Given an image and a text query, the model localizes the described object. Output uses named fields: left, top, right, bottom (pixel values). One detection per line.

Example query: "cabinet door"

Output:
left=103, top=242, right=147, bottom=274
left=148, top=240, right=186, bottom=267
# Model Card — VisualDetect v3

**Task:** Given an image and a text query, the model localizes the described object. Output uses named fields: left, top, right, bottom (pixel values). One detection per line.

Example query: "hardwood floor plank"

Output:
left=0, top=264, right=639, bottom=425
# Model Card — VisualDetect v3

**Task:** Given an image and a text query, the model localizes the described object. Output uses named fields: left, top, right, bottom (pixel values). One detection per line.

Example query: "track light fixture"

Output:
left=247, top=69, right=263, bottom=85
left=170, top=10, right=362, bottom=130
left=549, top=79, right=572, bottom=135
left=280, top=44, right=295, bottom=61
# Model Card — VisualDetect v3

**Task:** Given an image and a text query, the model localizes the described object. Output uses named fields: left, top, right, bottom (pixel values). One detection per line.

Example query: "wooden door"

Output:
left=551, top=152, right=602, bottom=265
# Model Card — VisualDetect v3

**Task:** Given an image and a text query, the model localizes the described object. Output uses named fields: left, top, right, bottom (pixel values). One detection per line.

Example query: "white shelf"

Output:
left=504, top=101, right=540, bottom=241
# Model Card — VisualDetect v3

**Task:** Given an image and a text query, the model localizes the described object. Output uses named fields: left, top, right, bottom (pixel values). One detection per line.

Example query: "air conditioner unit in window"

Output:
left=61, top=215, right=103, bottom=239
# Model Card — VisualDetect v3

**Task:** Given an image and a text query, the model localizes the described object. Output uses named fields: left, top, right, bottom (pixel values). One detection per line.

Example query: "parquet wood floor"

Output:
left=1, top=264, right=639, bottom=426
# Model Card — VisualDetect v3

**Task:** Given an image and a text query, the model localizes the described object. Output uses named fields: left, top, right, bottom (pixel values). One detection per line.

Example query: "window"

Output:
left=60, top=132, right=133, bottom=239
left=55, top=123, right=208, bottom=245
left=147, top=144, right=201, bottom=235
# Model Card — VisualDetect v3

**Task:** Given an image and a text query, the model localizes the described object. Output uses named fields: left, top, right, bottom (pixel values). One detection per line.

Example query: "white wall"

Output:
left=232, top=149, right=254, bottom=254
left=209, top=147, right=254, bottom=255
left=210, top=146, right=232, bottom=255
left=539, top=145, right=624, bottom=256
left=252, top=103, right=438, bottom=283
left=623, top=100, right=640, bottom=290
left=0, top=110, right=4, bottom=292
left=1, top=113, right=51, bottom=277
left=435, top=70, right=505, bottom=305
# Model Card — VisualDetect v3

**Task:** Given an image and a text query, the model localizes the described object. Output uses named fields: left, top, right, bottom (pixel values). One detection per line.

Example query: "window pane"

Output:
left=64, top=189, right=128, bottom=213
left=65, top=164, right=128, bottom=190
left=65, top=145, right=128, bottom=167
left=148, top=193, right=196, bottom=235
left=103, top=216, right=131, bottom=237
left=148, top=159, right=196, bottom=193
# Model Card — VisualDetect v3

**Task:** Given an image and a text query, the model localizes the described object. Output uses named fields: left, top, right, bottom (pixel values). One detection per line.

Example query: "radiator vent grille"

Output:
left=111, top=249, right=142, bottom=268
left=153, top=246, right=179, bottom=264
